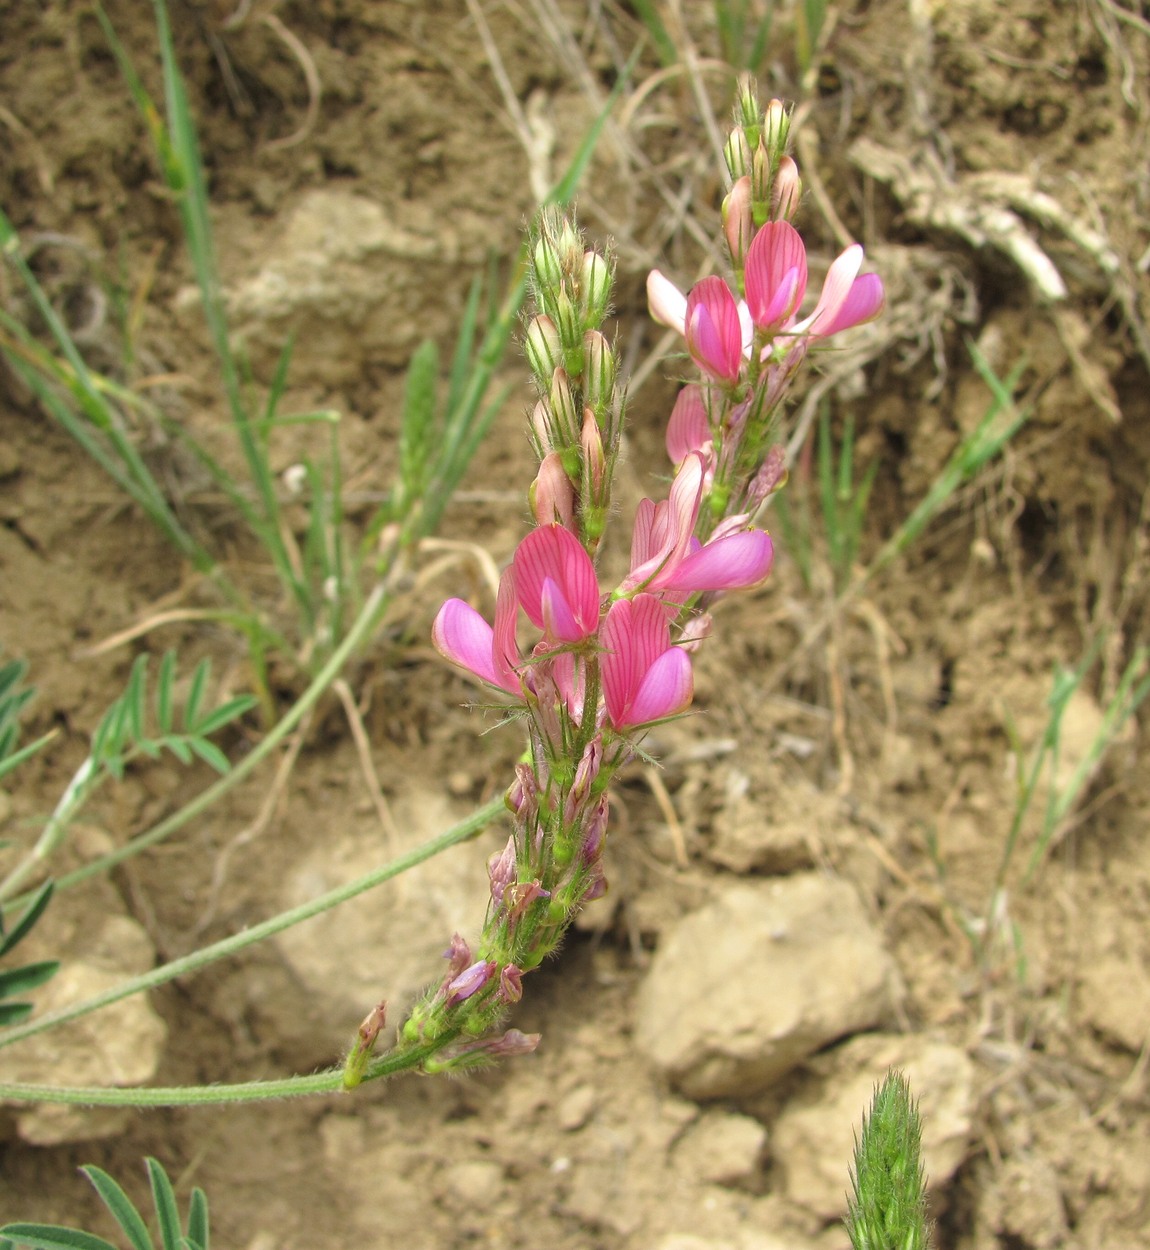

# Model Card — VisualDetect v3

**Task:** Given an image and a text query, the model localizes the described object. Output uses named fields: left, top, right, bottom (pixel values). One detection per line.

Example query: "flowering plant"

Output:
left=344, top=78, right=883, bottom=1085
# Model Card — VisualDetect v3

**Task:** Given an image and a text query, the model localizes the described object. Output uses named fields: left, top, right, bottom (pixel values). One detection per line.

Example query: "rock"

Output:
left=556, top=1084, right=597, bottom=1132
left=708, top=767, right=833, bottom=875
left=634, top=876, right=904, bottom=1098
left=673, top=1110, right=767, bottom=1186
left=272, top=788, right=495, bottom=1055
left=2, top=912, right=167, bottom=1145
left=772, top=1034, right=975, bottom=1219
left=1077, top=950, right=1150, bottom=1053
left=444, top=1160, right=505, bottom=1210
left=221, top=189, right=461, bottom=384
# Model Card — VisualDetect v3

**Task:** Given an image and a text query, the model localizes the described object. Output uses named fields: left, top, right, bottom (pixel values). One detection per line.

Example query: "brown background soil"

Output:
left=2, top=2, right=1149, bottom=1248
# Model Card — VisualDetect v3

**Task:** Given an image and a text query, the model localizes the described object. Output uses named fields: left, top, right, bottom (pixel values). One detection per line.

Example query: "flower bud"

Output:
left=445, top=959, right=497, bottom=1006
left=487, top=836, right=517, bottom=907
left=582, top=330, right=616, bottom=416
left=530, top=399, right=555, bottom=455
left=722, top=175, right=754, bottom=269
left=581, top=408, right=606, bottom=498
left=751, top=138, right=773, bottom=216
left=532, top=234, right=563, bottom=299
left=724, top=126, right=753, bottom=182
left=549, top=368, right=580, bottom=444
left=530, top=452, right=576, bottom=529
left=443, top=932, right=473, bottom=978
left=552, top=288, right=584, bottom=368
left=770, top=156, right=802, bottom=222
left=734, top=74, right=761, bottom=139
left=524, top=314, right=562, bottom=386
left=498, top=964, right=524, bottom=1004
left=763, top=98, right=791, bottom=162
left=747, top=443, right=788, bottom=509
left=580, top=250, right=611, bottom=327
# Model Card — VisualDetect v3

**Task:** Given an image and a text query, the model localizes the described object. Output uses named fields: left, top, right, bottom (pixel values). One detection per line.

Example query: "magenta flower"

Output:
left=665, top=384, right=712, bottom=469
left=621, top=453, right=774, bottom=596
left=600, top=594, right=694, bottom=729
left=791, top=243, right=885, bottom=339
left=647, top=270, right=753, bottom=385
left=432, top=568, right=521, bottom=694
left=512, top=524, right=601, bottom=644
left=744, top=220, right=808, bottom=333
left=445, top=959, right=497, bottom=1005
left=684, top=276, right=752, bottom=384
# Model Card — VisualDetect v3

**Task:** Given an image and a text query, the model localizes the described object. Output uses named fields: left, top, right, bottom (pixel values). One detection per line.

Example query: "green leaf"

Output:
left=189, top=696, right=256, bottom=738
left=0, top=880, right=55, bottom=955
left=127, top=654, right=149, bottom=746
left=0, top=960, right=60, bottom=999
left=0, top=728, right=58, bottom=783
left=185, top=1188, right=209, bottom=1250
left=186, top=738, right=229, bottom=775
left=163, top=737, right=193, bottom=766
left=145, top=1158, right=181, bottom=1250
left=82, top=1166, right=155, bottom=1250
left=0, top=1001, right=34, bottom=1026
left=0, top=1225, right=119, bottom=1250
left=156, top=651, right=177, bottom=734
left=182, top=659, right=210, bottom=735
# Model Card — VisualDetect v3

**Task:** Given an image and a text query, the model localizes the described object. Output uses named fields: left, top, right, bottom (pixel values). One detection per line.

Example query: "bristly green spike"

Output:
left=845, top=1070, right=932, bottom=1250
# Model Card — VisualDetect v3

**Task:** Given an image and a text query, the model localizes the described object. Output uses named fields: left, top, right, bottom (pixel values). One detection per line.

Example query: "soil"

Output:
left=2, top=2, right=1149, bottom=1248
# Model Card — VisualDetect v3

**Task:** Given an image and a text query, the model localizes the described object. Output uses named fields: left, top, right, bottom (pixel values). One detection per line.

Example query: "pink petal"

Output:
left=792, top=244, right=863, bottom=337
left=599, top=599, right=638, bottom=727
left=647, top=269, right=687, bottom=334
left=600, top=595, right=682, bottom=727
left=817, top=272, right=885, bottom=336
left=492, top=567, right=521, bottom=690
left=685, top=276, right=744, bottom=383
left=513, top=525, right=600, bottom=641
left=433, top=599, right=514, bottom=692
left=666, top=385, right=711, bottom=466
left=624, top=454, right=705, bottom=592
left=656, top=530, right=774, bottom=593
left=625, top=646, right=693, bottom=727
left=744, top=221, right=808, bottom=330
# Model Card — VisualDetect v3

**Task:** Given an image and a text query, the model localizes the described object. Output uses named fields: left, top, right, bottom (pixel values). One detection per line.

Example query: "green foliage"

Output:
left=0, top=652, right=256, bottom=906
left=92, top=652, right=257, bottom=780
left=0, top=881, right=58, bottom=1026
left=846, top=1070, right=932, bottom=1250
left=776, top=406, right=877, bottom=595
left=867, top=341, right=1028, bottom=583
left=992, top=642, right=1150, bottom=905
left=0, top=1157, right=210, bottom=1250
left=0, top=655, right=55, bottom=783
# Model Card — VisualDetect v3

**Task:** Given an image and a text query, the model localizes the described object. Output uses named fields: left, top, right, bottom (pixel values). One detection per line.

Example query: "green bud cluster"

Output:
left=524, top=207, right=623, bottom=552
left=723, top=75, right=797, bottom=229
left=846, top=1070, right=933, bottom=1250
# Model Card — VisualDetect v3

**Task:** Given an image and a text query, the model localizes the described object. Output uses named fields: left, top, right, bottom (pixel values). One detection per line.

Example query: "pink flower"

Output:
left=790, top=244, right=884, bottom=339
left=684, top=276, right=752, bottom=384
left=432, top=568, right=521, bottom=694
left=600, top=595, right=694, bottom=729
left=665, top=384, right=712, bottom=469
left=445, top=959, right=497, bottom=1005
left=512, top=524, right=601, bottom=644
left=621, top=454, right=774, bottom=596
left=744, top=220, right=808, bottom=332
left=647, top=271, right=753, bottom=385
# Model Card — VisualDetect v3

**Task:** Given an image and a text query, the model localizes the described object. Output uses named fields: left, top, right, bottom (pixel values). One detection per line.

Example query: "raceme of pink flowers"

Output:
left=647, top=223, right=884, bottom=380
left=431, top=456, right=772, bottom=732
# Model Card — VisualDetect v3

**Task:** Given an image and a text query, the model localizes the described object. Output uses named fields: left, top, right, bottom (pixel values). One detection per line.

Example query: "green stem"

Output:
left=0, top=795, right=505, bottom=1053
left=0, top=1031, right=462, bottom=1106
left=0, top=1072, right=345, bottom=1107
